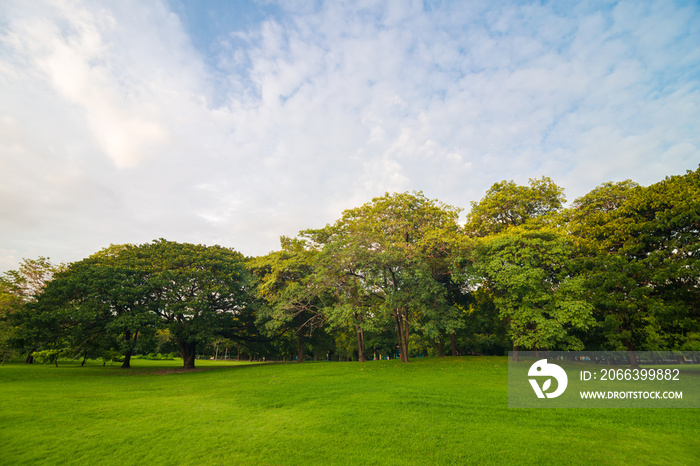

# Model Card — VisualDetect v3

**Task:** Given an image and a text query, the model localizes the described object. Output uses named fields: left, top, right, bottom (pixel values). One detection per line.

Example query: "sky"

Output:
left=1, top=0, right=699, bottom=272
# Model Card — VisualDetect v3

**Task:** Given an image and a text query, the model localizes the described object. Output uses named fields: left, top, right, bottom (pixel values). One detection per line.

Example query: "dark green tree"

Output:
left=2, top=257, right=61, bottom=363
left=129, top=240, right=255, bottom=369
left=25, top=248, right=157, bottom=368
left=571, top=168, right=700, bottom=354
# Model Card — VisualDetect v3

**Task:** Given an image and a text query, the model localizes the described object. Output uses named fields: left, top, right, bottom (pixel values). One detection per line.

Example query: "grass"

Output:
left=1, top=357, right=698, bottom=465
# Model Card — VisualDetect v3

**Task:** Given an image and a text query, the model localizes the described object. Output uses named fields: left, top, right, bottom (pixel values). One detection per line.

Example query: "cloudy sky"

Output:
left=1, top=0, right=698, bottom=272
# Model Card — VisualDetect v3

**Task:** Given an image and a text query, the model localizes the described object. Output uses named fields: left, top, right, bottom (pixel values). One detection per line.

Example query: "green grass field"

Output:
left=1, top=357, right=698, bottom=465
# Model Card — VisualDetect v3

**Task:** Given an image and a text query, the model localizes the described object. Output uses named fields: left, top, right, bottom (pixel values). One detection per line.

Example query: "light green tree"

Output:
left=465, top=176, right=565, bottom=237
left=248, top=237, right=328, bottom=362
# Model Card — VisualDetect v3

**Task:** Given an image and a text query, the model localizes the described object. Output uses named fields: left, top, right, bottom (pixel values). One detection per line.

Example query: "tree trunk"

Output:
left=25, top=350, right=34, bottom=364
left=121, top=329, right=137, bottom=369
left=512, top=344, right=519, bottom=362
left=121, top=349, right=132, bottom=369
left=81, top=355, right=87, bottom=367
left=297, top=332, right=304, bottom=363
left=394, top=310, right=410, bottom=363
left=356, top=318, right=366, bottom=363
left=626, top=343, right=639, bottom=368
left=181, top=341, right=197, bottom=369
left=437, top=338, right=445, bottom=357
left=403, top=314, right=410, bottom=362
left=450, top=333, right=458, bottom=356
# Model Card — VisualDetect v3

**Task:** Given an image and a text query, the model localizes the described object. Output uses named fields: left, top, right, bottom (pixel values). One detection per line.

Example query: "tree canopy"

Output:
left=5, top=166, right=698, bottom=366
left=465, top=176, right=565, bottom=236
left=20, top=240, right=256, bottom=369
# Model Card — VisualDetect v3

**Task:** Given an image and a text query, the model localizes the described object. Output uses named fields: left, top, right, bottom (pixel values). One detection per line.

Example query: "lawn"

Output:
left=1, top=357, right=698, bottom=465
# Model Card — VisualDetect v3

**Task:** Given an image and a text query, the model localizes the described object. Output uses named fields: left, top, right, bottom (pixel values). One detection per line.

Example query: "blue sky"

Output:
left=1, top=0, right=699, bottom=271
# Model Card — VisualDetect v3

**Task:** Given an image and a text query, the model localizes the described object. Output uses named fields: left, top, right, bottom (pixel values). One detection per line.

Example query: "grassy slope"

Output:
left=1, top=357, right=698, bottom=465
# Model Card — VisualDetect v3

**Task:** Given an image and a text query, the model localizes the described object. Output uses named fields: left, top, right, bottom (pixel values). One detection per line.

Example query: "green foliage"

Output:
left=0, top=279, right=23, bottom=363
left=568, top=180, right=640, bottom=244
left=8, top=167, right=698, bottom=362
left=18, top=240, right=257, bottom=369
left=248, top=237, right=328, bottom=361
left=474, top=226, right=594, bottom=350
left=125, top=240, right=254, bottom=368
left=571, top=167, right=700, bottom=352
left=460, top=288, right=510, bottom=355
left=303, top=191, right=465, bottom=362
left=466, top=176, right=565, bottom=236
left=1, top=257, right=62, bottom=363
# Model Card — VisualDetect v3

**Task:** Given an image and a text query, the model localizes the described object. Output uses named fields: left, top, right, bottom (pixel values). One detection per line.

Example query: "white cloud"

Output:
left=1, top=0, right=698, bottom=271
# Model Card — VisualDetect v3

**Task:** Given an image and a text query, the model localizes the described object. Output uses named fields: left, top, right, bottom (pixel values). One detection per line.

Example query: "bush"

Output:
left=32, top=349, right=63, bottom=365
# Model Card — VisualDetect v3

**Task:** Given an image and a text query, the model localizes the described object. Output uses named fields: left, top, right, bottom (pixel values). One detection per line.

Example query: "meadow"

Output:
left=1, top=357, right=698, bottom=465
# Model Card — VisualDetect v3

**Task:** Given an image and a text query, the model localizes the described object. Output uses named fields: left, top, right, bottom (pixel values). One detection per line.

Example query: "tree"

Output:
left=50, top=249, right=159, bottom=368
left=304, top=191, right=463, bottom=362
left=20, top=248, right=156, bottom=368
left=2, top=257, right=59, bottom=300
left=248, top=237, right=328, bottom=362
left=128, top=240, right=255, bottom=369
left=568, top=180, right=640, bottom=249
left=571, top=168, right=700, bottom=354
left=0, top=279, right=24, bottom=364
left=20, top=241, right=256, bottom=369
left=568, top=180, right=655, bottom=358
left=614, top=168, right=700, bottom=351
left=1, top=257, right=61, bottom=363
left=460, top=287, right=509, bottom=355
left=474, top=226, right=594, bottom=354
left=465, top=176, right=565, bottom=237
left=306, top=227, right=382, bottom=363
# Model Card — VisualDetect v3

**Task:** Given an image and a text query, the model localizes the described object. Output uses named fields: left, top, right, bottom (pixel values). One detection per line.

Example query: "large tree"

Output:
left=303, top=191, right=463, bottom=362
left=474, top=226, right=594, bottom=354
left=22, top=241, right=255, bottom=369
left=248, top=237, right=328, bottom=362
left=129, top=240, right=255, bottom=369
left=32, top=248, right=158, bottom=368
left=570, top=168, right=700, bottom=354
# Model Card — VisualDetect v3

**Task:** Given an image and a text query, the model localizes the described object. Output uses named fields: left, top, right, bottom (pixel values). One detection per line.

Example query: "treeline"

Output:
left=1, top=167, right=698, bottom=368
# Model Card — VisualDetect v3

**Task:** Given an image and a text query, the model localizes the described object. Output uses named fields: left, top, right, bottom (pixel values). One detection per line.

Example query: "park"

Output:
left=2, top=1, right=699, bottom=463
left=1, top=170, right=699, bottom=464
